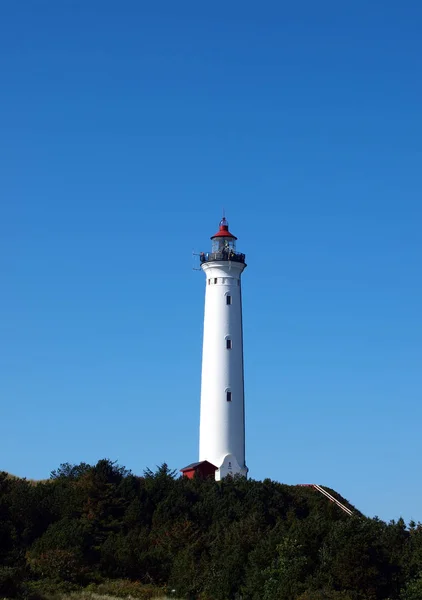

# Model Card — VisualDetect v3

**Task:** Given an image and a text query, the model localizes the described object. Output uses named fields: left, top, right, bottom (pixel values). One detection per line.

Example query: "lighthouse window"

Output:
left=226, top=391, right=232, bottom=402
left=226, top=295, right=232, bottom=305
left=214, top=278, right=217, bottom=284
left=226, top=339, right=232, bottom=349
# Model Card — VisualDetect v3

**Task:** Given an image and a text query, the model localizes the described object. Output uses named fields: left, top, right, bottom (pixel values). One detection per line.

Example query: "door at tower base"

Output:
left=215, top=454, right=248, bottom=481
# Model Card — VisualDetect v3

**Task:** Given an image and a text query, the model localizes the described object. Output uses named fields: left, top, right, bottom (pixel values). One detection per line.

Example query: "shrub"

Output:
left=86, top=579, right=169, bottom=599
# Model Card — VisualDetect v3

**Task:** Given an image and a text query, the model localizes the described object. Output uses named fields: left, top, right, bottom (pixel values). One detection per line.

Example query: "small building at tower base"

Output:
left=180, top=461, right=217, bottom=480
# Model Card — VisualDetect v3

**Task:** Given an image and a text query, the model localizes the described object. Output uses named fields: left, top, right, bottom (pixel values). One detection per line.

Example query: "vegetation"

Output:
left=1, top=459, right=421, bottom=600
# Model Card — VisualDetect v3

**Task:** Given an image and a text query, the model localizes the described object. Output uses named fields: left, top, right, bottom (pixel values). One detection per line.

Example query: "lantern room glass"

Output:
left=211, top=237, right=237, bottom=253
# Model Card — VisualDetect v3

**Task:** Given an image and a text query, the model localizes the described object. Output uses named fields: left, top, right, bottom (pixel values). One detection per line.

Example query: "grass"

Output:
left=0, top=592, right=179, bottom=600
left=22, top=581, right=183, bottom=600
left=0, top=597, right=176, bottom=600
left=2, top=471, right=48, bottom=485
left=65, top=594, right=176, bottom=600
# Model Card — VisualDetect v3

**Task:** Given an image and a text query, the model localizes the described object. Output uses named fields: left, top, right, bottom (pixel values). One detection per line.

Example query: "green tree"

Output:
left=318, top=517, right=391, bottom=599
left=400, top=574, right=422, bottom=600
left=262, top=536, right=308, bottom=600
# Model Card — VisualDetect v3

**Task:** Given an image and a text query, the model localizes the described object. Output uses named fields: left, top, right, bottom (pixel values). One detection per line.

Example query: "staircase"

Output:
left=299, top=484, right=353, bottom=516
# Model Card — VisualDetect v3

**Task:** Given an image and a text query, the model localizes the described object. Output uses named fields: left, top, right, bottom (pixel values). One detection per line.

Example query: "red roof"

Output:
left=180, top=460, right=218, bottom=479
left=180, top=460, right=217, bottom=472
left=210, top=217, right=237, bottom=240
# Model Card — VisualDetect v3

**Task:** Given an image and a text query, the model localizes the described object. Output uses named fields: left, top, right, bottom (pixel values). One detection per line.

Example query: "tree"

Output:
left=401, top=574, right=422, bottom=600
left=262, top=536, right=309, bottom=600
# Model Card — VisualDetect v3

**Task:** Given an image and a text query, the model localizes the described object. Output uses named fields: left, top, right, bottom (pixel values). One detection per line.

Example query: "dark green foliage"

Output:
left=400, top=574, right=422, bottom=600
left=0, top=566, right=21, bottom=598
left=0, top=462, right=421, bottom=600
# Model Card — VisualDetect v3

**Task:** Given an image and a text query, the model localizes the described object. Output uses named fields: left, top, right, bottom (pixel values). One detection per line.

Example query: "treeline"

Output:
left=1, top=459, right=422, bottom=600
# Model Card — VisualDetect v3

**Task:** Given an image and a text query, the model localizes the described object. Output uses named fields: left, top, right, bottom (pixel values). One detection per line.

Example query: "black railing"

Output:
left=200, top=251, right=246, bottom=264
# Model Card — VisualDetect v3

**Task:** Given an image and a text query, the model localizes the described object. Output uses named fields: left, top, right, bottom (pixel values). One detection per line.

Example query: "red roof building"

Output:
left=180, top=460, right=218, bottom=480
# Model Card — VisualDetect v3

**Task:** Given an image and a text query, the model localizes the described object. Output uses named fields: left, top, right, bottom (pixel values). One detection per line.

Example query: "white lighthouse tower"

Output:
left=198, top=217, right=248, bottom=480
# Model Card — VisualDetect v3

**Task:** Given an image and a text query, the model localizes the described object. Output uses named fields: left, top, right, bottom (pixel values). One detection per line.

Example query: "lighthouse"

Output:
left=198, top=217, right=248, bottom=480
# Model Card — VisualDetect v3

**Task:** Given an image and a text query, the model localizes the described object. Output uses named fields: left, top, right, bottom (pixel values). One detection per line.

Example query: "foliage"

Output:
left=86, top=579, right=170, bottom=598
left=400, top=573, right=422, bottom=600
left=0, top=461, right=421, bottom=600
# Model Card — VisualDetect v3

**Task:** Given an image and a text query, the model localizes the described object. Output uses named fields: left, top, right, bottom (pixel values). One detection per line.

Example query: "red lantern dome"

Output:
left=210, top=217, right=237, bottom=240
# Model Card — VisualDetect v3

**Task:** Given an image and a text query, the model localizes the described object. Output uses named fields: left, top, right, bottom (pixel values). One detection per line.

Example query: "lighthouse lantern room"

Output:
left=197, top=217, right=248, bottom=480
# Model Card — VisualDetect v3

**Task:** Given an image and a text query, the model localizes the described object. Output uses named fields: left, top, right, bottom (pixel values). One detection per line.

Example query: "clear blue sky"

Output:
left=1, top=1, right=421, bottom=523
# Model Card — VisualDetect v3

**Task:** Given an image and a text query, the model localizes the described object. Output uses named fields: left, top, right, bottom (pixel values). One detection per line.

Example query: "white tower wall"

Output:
left=199, top=259, right=247, bottom=480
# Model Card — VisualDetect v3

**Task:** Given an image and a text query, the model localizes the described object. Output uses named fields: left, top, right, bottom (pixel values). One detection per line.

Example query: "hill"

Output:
left=3, top=471, right=47, bottom=485
left=1, top=460, right=421, bottom=600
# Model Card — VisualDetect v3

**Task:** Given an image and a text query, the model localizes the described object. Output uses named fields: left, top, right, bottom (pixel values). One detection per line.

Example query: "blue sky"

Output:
left=1, top=1, right=421, bottom=522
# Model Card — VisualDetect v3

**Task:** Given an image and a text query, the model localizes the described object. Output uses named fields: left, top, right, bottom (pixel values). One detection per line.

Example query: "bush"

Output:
left=0, top=566, right=21, bottom=598
left=86, top=579, right=169, bottom=599
left=23, top=578, right=80, bottom=600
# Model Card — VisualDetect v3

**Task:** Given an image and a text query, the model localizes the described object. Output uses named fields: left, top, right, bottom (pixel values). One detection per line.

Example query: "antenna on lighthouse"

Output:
left=192, top=250, right=201, bottom=271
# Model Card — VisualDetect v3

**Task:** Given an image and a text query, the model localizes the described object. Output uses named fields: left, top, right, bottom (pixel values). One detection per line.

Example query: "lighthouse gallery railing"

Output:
left=200, top=251, right=246, bottom=264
